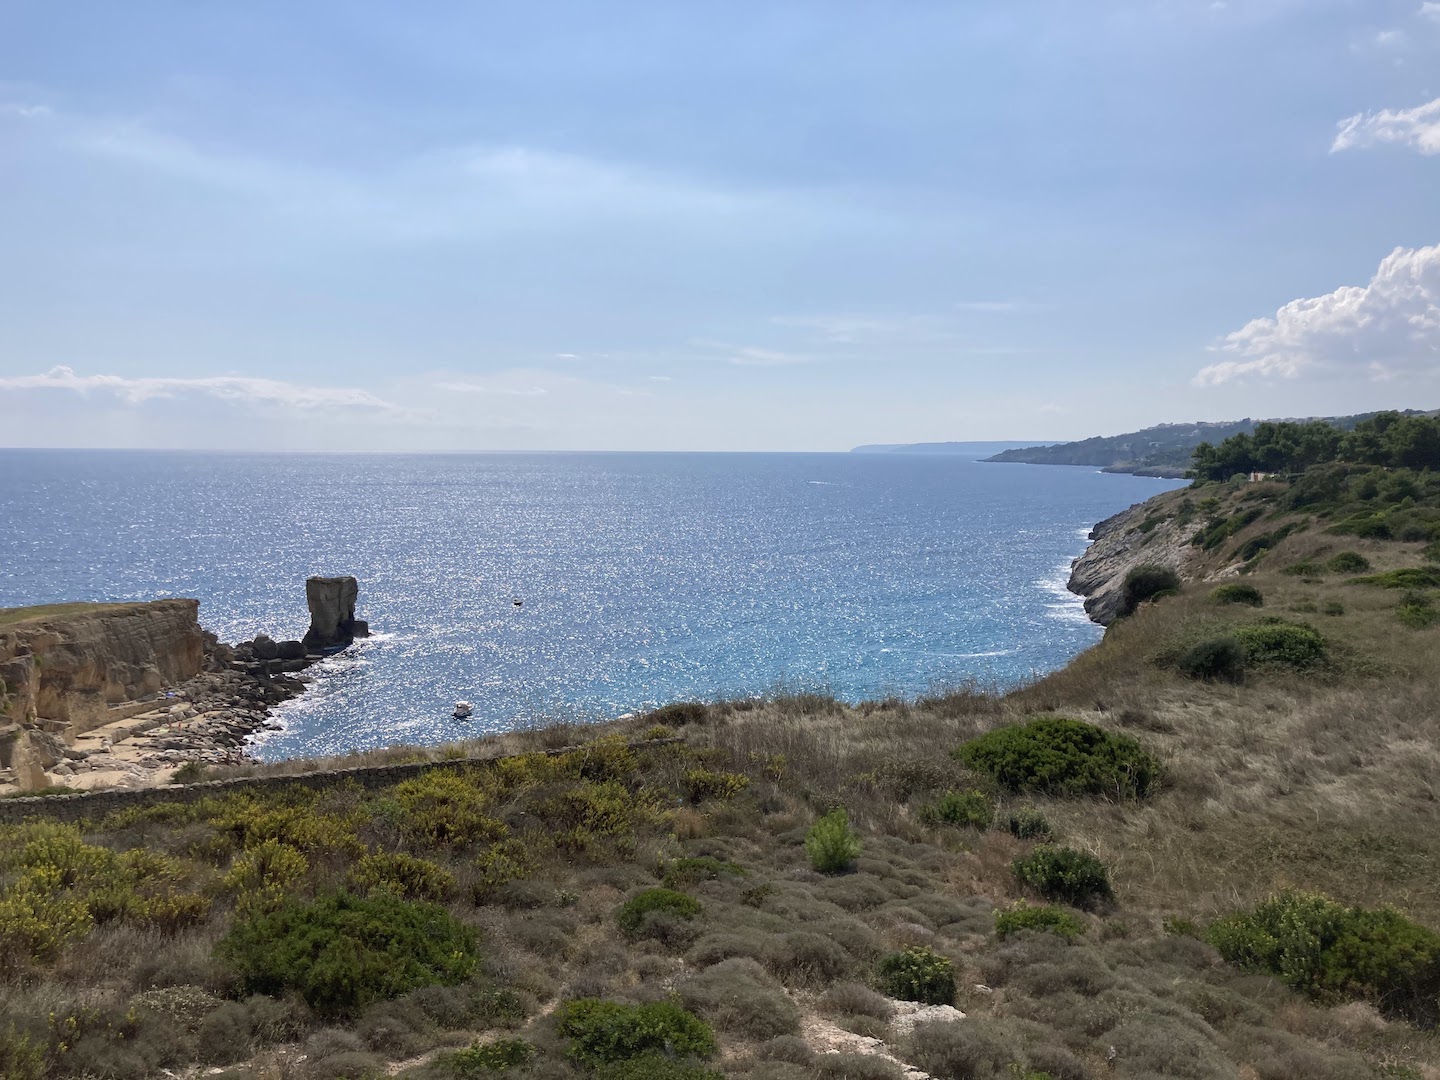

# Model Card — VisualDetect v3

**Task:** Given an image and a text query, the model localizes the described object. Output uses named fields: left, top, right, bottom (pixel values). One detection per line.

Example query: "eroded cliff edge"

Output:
left=0, top=579, right=370, bottom=791
left=1067, top=492, right=1203, bottom=625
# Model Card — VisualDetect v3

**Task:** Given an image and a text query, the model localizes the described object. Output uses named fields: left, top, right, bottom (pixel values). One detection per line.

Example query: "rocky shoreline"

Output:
left=1066, top=493, right=1200, bottom=625
left=3, top=576, right=370, bottom=793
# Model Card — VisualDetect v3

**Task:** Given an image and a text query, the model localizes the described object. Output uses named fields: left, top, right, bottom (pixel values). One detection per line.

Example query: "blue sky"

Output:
left=1, top=0, right=1438, bottom=450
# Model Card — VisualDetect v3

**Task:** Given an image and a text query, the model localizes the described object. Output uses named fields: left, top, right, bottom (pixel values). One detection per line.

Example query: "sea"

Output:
left=0, top=449, right=1185, bottom=760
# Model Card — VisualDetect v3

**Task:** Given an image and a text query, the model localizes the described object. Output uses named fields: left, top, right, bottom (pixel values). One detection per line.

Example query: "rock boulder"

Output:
left=301, top=576, right=370, bottom=652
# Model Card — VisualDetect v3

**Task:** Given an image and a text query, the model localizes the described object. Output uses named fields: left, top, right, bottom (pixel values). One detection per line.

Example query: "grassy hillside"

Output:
left=5, top=463, right=1440, bottom=1078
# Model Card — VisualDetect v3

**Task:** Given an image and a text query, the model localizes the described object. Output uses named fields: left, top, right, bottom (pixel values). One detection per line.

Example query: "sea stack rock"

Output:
left=301, top=576, right=370, bottom=652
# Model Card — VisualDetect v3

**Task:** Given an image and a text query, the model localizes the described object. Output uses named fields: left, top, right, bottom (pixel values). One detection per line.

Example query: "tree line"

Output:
left=1191, top=412, right=1440, bottom=481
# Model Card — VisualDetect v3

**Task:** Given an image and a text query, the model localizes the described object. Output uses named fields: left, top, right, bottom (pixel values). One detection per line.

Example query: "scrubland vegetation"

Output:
left=7, top=422, right=1440, bottom=1077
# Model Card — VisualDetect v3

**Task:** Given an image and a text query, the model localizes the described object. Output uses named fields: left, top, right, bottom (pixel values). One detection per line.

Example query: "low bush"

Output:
left=1327, top=551, right=1371, bottom=573
left=348, top=852, right=456, bottom=902
left=1233, top=620, right=1326, bottom=669
left=643, top=702, right=710, bottom=727
left=1207, top=891, right=1440, bottom=1023
left=442, top=1038, right=536, bottom=1074
left=917, top=789, right=994, bottom=829
left=554, top=999, right=716, bottom=1067
left=994, top=901, right=1085, bottom=941
left=171, top=761, right=209, bottom=785
left=615, top=888, right=702, bottom=940
left=1282, top=559, right=1325, bottom=578
left=1351, top=566, right=1440, bottom=589
left=681, top=769, right=749, bottom=803
left=1005, top=806, right=1053, bottom=840
left=877, top=946, right=955, bottom=1005
left=1012, top=846, right=1113, bottom=909
left=805, top=809, right=862, bottom=874
left=821, top=982, right=894, bottom=1020
left=660, top=856, right=743, bottom=890
left=678, top=957, right=800, bottom=1039
left=1397, top=591, right=1440, bottom=629
left=591, top=1055, right=724, bottom=1080
left=1119, top=565, right=1181, bottom=616
left=1175, top=635, right=1247, bottom=683
left=957, top=716, right=1161, bottom=799
left=1209, top=583, right=1263, bottom=606
left=1322, top=600, right=1346, bottom=617
left=216, top=891, right=478, bottom=1019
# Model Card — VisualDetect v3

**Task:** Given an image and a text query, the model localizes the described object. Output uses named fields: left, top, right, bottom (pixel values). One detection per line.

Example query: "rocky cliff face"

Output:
left=1068, top=497, right=1202, bottom=625
left=0, top=601, right=206, bottom=731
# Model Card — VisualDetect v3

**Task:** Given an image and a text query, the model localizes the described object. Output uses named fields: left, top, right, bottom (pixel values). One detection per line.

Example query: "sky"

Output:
left=1, top=1, right=1438, bottom=452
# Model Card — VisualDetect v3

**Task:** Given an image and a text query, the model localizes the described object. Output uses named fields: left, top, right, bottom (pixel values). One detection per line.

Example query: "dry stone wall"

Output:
left=0, top=738, right=680, bottom=825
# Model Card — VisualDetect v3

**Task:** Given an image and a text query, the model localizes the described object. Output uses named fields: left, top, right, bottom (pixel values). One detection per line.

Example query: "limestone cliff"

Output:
left=1067, top=494, right=1203, bottom=625
left=0, top=601, right=206, bottom=729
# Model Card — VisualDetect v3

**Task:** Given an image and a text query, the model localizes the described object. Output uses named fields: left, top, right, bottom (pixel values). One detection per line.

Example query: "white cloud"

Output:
left=1332, top=97, right=1440, bottom=155
left=435, top=380, right=549, bottom=396
left=724, top=346, right=816, bottom=367
left=1422, top=2, right=1440, bottom=20
left=1195, top=244, right=1440, bottom=385
left=0, top=365, right=409, bottom=414
left=0, top=102, right=51, bottom=119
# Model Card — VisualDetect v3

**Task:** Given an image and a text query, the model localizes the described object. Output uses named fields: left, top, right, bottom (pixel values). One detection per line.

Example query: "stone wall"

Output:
left=0, top=738, right=680, bottom=825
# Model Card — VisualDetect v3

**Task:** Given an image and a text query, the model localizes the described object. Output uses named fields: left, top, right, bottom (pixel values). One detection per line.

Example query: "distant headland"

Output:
left=855, top=409, right=1440, bottom=479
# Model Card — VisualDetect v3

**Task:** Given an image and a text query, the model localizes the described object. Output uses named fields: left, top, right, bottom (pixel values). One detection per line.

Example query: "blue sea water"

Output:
left=0, top=450, right=1183, bottom=759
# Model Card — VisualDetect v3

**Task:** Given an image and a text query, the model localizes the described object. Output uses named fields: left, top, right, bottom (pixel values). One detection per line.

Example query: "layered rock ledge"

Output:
left=0, top=577, right=370, bottom=793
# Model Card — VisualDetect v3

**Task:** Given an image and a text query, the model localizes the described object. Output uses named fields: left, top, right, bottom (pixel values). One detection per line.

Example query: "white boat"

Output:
left=452, top=700, right=473, bottom=719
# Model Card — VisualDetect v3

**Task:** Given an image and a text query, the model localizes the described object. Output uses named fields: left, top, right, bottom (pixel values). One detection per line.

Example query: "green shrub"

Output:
left=554, top=999, right=716, bottom=1067
left=877, top=946, right=955, bottom=1006
left=1281, top=559, right=1325, bottom=578
left=1005, top=806, right=1053, bottom=840
left=956, top=716, right=1160, bottom=799
left=216, top=891, right=478, bottom=1019
left=1207, top=891, right=1440, bottom=1023
left=1235, top=534, right=1274, bottom=561
left=391, top=771, right=507, bottom=847
left=1175, top=635, right=1247, bottom=683
left=994, top=901, right=1085, bottom=941
left=1119, top=565, right=1181, bottom=616
left=443, top=1038, right=536, bottom=1074
left=1424, top=541, right=1440, bottom=563
left=1233, top=619, right=1326, bottom=669
left=1327, top=551, right=1371, bottom=574
left=680, top=768, right=749, bottom=803
left=1012, top=846, right=1113, bottom=909
left=1209, top=583, right=1263, bottom=607
left=805, top=809, right=862, bottom=874
left=0, top=870, right=94, bottom=964
left=1398, top=591, right=1440, bottom=629
left=1352, top=566, right=1440, bottom=589
left=348, top=852, right=457, bottom=902
left=1321, top=600, right=1346, bottom=617
left=644, top=702, right=710, bottom=727
left=660, top=857, right=743, bottom=890
left=616, top=888, right=702, bottom=940
left=171, top=760, right=209, bottom=785
left=917, top=789, right=994, bottom=829
left=593, top=1055, right=724, bottom=1080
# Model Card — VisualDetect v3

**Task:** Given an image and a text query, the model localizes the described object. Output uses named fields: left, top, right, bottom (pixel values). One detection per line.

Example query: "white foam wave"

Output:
left=1037, top=560, right=1093, bottom=625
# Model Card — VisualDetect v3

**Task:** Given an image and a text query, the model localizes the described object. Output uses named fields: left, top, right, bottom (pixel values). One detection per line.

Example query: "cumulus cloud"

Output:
left=1332, top=97, right=1440, bottom=155
left=0, top=365, right=408, bottom=414
left=1422, top=2, right=1440, bottom=20
left=1195, top=244, right=1440, bottom=385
